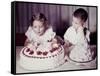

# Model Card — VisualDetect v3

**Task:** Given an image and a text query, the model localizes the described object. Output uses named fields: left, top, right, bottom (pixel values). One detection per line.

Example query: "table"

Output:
left=16, top=45, right=97, bottom=73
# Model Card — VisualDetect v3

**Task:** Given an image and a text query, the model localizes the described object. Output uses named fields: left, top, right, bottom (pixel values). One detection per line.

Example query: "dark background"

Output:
left=15, top=2, right=97, bottom=46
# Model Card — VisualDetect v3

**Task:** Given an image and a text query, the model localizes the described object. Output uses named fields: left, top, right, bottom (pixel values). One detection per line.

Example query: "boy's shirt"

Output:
left=64, top=26, right=88, bottom=46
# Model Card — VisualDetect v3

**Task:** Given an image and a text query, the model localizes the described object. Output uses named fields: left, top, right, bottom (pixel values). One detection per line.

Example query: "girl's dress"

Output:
left=25, top=26, right=56, bottom=44
left=64, top=26, right=93, bottom=62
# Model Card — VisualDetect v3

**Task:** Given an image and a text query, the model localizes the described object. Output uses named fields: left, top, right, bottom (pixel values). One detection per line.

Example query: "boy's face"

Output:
left=32, top=20, right=45, bottom=36
left=72, top=16, right=84, bottom=30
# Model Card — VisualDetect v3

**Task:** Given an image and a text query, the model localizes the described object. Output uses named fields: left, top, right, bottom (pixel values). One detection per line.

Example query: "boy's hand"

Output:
left=64, top=40, right=73, bottom=47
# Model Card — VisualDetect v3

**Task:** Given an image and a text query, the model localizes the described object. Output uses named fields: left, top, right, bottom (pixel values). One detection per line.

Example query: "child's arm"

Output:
left=25, top=26, right=34, bottom=46
left=50, top=36, right=61, bottom=49
left=64, top=40, right=75, bottom=53
left=51, top=36, right=64, bottom=44
left=24, top=38, right=40, bottom=48
left=64, top=40, right=73, bottom=47
left=24, top=38, right=31, bottom=46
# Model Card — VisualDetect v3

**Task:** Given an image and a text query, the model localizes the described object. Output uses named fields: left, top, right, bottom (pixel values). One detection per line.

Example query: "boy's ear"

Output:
left=82, top=21, right=85, bottom=26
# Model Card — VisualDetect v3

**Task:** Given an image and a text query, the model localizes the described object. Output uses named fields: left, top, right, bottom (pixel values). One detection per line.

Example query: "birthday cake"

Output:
left=19, top=42, right=65, bottom=70
left=69, top=44, right=94, bottom=63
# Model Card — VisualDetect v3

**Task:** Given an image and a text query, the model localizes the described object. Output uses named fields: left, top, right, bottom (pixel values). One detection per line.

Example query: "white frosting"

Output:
left=69, top=45, right=93, bottom=62
left=19, top=44, right=65, bottom=70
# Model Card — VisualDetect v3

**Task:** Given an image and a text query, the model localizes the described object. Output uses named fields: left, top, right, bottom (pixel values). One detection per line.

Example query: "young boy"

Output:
left=64, top=8, right=93, bottom=63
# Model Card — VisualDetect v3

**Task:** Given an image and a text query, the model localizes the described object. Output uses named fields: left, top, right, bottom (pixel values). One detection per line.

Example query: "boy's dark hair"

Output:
left=30, top=13, right=47, bottom=26
left=73, top=8, right=88, bottom=22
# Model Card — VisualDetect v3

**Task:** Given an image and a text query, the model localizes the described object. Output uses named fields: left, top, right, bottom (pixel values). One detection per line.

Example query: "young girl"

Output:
left=24, top=13, right=59, bottom=51
left=19, top=13, right=67, bottom=71
left=64, top=8, right=93, bottom=63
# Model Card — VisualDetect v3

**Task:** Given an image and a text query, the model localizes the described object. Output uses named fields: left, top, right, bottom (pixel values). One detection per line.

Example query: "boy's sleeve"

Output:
left=64, top=28, right=69, bottom=41
left=64, top=27, right=77, bottom=45
left=25, top=26, right=33, bottom=41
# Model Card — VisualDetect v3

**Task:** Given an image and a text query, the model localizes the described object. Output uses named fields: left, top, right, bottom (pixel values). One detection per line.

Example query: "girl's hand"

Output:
left=52, top=43, right=60, bottom=49
left=51, top=38, right=60, bottom=49
left=34, top=42, right=40, bottom=47
left=52, top=38, right=58, bottom=43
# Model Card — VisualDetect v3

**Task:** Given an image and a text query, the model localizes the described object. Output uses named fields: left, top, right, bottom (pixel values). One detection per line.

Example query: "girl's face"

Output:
left=72, top=16, right=83, bottom=30
left=32, top=20, right=45, bottom=36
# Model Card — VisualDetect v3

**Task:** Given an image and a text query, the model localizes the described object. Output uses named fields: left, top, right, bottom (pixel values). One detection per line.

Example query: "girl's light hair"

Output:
left=30, top=13, right=47, bottom=27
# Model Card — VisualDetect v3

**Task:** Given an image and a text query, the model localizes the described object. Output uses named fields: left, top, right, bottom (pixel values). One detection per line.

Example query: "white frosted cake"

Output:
left=69, top=45, right=93, bottom=63
left=19, top=42, right=65, bottom=70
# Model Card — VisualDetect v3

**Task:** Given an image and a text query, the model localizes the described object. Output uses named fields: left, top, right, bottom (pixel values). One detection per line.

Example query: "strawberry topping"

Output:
left=29, top=51, right=34, bottom=55
left=43, top=52, right=48, bottom=56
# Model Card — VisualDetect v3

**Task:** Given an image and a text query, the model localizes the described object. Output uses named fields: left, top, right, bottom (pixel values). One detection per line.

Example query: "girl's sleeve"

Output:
left=46, top=27, right=56, bottom=41
left=25, top=26, right=33, bottom=41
